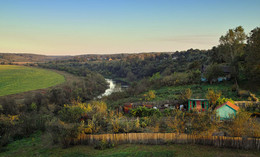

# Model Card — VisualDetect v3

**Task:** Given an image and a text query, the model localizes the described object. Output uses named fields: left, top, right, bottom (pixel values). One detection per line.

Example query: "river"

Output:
left=97, top=79, right=127, bottom=99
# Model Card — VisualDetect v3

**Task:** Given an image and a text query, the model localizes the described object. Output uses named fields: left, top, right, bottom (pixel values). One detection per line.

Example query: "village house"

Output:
left=201, top=65, right=231, bottom=82
left=188, top=99, right=209, bottom=112
left=215, top=101, right=239, bottom=120
left=122, top=99, right=241, bottom=120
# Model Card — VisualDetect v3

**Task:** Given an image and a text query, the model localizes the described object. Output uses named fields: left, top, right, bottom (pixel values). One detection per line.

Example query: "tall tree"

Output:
left=246, top=27, right=260, bottom=82
left=219, top=26, right=247, bottom=85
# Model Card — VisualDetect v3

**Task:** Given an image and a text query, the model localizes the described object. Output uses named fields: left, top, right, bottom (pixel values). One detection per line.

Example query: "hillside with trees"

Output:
left=0, top=26, right=260, bottom=155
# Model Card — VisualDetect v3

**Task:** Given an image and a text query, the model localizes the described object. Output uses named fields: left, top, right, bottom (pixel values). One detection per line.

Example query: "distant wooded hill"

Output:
left=0, top=49, right=206, bottom=63
left=0, top=53, right=72, bottom=63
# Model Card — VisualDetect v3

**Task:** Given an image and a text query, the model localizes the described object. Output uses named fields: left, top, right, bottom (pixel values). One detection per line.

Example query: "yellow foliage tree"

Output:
left=206, top=89, right=221, bottom=106
left=144, top=90, right=156, bottom=101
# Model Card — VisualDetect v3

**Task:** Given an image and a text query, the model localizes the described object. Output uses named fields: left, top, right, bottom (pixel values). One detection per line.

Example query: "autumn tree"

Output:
left=206, top=89, right=221, bottom=107
left=178, top=88, right=192, bottom=103
left=143, top=90, right=156, bottom=101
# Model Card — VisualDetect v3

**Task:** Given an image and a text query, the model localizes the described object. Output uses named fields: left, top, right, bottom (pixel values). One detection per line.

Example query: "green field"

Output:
left=0, top=65, right=65, bottom=96
left=0, top=132, right=259, bottom=157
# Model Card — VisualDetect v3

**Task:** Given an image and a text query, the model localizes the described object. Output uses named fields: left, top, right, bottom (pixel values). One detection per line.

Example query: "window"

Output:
left=193, top=101, right=196, bottom=108
left=202, top=102, right=205, bottom=108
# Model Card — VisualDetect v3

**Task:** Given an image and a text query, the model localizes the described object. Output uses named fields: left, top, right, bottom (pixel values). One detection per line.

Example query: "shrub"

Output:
left=189, top=111, right=219, bottom=135
left=227, top=110, right=260, bottom=137
left=237, top=90, right=250, bottom=97
left=94, top=139, right=115, bottom=150
left=140, top=117, right=152, bottom=128
left=166, top=110, right=186, bottom=133
left=216, top=97, right=234, bottom=106
left=47, top=118, right=83, bottom=147
left=59, top=103, right=88, bottom=123
left=143, top=90, right=156, bottom=101
left=249, top=92, right=259, bottom=102
left=161, top=72, right=190, bottom=86
left=133, top=118, right=141, bottom=132
left=90, top=101, right=108, bottom=119
left=30, top=103, right=37, bottom=111
left=163, top=108, right=174, bottom=116
left=0, top=98, right=18, bottom=115
left=0, top=115, right=14, bottom=146
left=206, top=89, right=221, bottom=106
left=149, top=72, right=161, bottom=82
left=84, top=116, right=101, bottom=134
left=130, top=106, right=161, bottom=117
left=178, top=88, right=192, bottom=103
left=111, top=117, right=120, bottom=133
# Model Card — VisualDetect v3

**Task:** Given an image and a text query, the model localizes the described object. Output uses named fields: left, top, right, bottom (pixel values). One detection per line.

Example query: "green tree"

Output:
left=58, top=102, right=89, bottom=123
left=219, top=26, right=247, bottom=84
left=188, top=61, right=201, bottom=70
left=246, top=27, right=260, bottom=82
left=126, top=71, right=136, bottom=82
left=189, top=70, right=201, bottom=83
left=204, top=64, right=225, bottom=84
left=209, top=46, right=226, bottom=64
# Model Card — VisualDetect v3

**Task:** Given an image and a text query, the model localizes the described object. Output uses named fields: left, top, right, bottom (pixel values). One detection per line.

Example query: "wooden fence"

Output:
left=234, top=101, right=259, bottom=108
left=73, top=133, right=260, bottom=150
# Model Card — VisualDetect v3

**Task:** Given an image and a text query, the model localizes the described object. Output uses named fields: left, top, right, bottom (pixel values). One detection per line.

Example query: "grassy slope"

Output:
left=154, top=83, right=238, bottom=101
left=0, top=65, right=65, bottom=96
left=107, top=82, right=252, bottom=107
left=0, top=132, right=259, bottom=157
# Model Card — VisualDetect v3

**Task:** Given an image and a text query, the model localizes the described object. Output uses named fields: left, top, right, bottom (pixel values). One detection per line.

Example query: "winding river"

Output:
left=97, top=79, right=125, bottom=99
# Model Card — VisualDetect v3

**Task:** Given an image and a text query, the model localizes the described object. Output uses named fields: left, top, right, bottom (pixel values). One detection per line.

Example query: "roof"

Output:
left=221, top=66, right=231, bottom=73
left=215, top=101, right=239, bottom=111
left=201, top=65, right=231, bottom=73
left=189, top=99, right=208, bottom=101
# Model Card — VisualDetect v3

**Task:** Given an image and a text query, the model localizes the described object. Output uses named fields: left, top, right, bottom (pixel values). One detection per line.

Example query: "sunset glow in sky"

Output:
left=0, top=0, right=260, bottom=55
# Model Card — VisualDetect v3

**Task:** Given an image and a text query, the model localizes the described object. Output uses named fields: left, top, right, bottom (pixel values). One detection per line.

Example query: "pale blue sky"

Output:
left=0, top=0, right=259, bottom=55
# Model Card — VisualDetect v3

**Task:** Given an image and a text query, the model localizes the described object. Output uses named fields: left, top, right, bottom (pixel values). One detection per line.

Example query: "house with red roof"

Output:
left=215, top=101, right=240, bottom=120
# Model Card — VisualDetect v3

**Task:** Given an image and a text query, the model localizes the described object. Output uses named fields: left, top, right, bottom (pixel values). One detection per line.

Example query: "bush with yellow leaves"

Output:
left=227, top=110, right=260, bottom=137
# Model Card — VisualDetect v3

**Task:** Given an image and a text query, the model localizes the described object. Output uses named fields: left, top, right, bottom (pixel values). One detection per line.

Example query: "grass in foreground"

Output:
left=1, top=132, right=259, bottom=157
left=0, top=65, right=65, bottom=96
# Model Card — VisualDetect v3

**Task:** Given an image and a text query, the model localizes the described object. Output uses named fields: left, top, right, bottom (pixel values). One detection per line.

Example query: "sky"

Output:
left=0, top=0, right=259, bottom=56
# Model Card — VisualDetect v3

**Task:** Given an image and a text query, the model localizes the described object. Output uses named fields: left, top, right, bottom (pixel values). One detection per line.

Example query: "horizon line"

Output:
left=0, top=48, right=210, bottom=57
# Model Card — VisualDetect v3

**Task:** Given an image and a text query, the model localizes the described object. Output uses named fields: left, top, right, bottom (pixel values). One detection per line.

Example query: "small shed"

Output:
left=215, top=101, right=239, bottom=120
left=123, top=103, right=133, bottom=114
left=188, top=99, right=209, bottom=111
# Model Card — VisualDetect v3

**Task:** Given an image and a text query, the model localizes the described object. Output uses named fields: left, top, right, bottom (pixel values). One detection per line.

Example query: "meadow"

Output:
left=0, top=65, right=65, bottom=96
